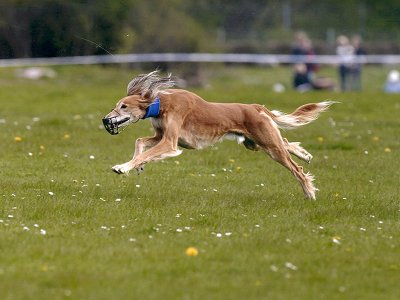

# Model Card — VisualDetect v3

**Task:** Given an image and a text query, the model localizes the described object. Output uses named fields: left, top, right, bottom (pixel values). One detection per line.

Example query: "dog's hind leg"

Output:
left=283, top=138, right=313, bottom=163
left=268, top=147, right=317, bottom=200
left=247, top=113, right=317, bottom=199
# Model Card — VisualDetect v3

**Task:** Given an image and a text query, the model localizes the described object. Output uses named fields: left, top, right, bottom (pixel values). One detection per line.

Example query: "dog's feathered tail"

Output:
left=271, top=101, right=336, bottom=130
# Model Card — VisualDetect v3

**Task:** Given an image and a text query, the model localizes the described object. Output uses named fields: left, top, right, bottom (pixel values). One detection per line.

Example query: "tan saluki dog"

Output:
left=103, top=71, right=335, bottom=200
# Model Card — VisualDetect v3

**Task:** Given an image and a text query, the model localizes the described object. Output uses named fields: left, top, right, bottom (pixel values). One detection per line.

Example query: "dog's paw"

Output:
left=112, top=163, right=132, bottom=175
left=305, top=153, right=313, bottom=164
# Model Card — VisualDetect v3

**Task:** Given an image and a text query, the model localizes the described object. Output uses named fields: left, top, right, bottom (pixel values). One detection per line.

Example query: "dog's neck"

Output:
left=142, top=97, right=160, bottom=119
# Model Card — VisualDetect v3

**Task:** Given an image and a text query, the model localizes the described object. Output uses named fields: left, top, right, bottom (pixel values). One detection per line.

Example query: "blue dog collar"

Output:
left=142, top=97, right=160, bottom=119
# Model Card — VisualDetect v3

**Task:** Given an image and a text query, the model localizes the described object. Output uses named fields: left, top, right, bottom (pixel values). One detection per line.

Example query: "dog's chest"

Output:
left=150, top=118, right=163, bottom=129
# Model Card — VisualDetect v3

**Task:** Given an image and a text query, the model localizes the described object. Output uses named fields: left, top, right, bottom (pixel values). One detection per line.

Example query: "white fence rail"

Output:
left=1, top=53, right=400, bottom=68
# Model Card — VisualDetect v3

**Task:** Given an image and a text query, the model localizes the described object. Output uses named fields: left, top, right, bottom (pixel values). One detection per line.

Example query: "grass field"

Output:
left=0, top=65, right=399, bottom=300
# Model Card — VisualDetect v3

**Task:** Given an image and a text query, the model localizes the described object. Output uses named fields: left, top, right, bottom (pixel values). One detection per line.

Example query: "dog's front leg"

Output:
left=112, top=161, right=145, bottom=175
left=133, top=135, right=162, bottom=158
left=133, top=136, right=162, bottom=174
left=113, top=116, right=182, bottom=175
left=112, top=141, right=182, bottom=174
left=112, top=135, right=161, bottom=175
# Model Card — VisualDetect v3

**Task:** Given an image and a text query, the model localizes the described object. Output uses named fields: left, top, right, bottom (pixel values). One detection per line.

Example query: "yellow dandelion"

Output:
left=63, top=133, right=71, bottom=139
left=317, top=137, right=324, bottom=142
left=14, top=136, right=22, bottom=142
left=229, top=159, right=235, bottom=163
left=40, top=264, right=49, bottom=272
left=236, top=166, right=241, bottom=171
left=384, top=147, right=391, bottom=153
left=185, top=247, right=199, bottom=257
left=372, top=136, right=380, bottom=142
left=39, top=145, right=45, bottom=150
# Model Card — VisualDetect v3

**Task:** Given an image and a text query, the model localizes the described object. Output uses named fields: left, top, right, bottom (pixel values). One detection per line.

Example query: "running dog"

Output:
left=103, top=71, right=335, bottom=199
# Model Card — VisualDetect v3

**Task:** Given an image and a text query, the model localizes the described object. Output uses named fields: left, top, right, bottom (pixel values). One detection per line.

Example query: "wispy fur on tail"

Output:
left=271, top=101, right=336, bottom=130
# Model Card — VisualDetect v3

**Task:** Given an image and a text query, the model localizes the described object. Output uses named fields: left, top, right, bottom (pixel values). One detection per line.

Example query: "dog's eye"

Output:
left=121, top=104, right=127, bottom=109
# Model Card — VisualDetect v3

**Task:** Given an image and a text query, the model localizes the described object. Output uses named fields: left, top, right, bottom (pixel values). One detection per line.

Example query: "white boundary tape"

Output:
left=1, top=53, right=400, bottom=67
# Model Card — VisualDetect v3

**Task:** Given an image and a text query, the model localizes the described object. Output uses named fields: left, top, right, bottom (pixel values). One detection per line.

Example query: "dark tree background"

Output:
left=1, top=0, right=399, bottom=58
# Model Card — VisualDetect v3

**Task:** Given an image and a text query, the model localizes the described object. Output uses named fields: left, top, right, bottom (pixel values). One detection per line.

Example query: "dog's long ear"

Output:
left=137, top=97, right=153, bottom=111
left=127, top=73, right=149, bottom=96
left=142, top=74, right=175, bottom=99
left=127, top=71, right=175, bottom=100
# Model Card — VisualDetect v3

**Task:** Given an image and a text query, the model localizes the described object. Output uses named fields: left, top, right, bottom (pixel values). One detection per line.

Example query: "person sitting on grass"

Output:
left=293, top=63, right=335, bottom=92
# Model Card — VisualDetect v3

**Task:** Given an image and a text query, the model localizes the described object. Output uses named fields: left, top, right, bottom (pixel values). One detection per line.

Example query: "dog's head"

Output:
left=103, top=70, right=174, bottom=135
left=102, top=95, right=148, bottom=135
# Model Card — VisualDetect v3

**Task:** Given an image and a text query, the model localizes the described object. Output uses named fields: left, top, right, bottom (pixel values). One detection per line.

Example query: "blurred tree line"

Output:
left=1, top=0, right=399, bottom=58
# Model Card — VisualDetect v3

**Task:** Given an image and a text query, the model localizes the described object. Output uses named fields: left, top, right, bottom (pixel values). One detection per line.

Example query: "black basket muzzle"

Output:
left=102, top=116, right=130, bottom=135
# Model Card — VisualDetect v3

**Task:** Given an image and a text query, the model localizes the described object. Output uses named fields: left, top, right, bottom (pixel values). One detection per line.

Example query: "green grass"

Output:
left=0, top=65, right=399, bottom=300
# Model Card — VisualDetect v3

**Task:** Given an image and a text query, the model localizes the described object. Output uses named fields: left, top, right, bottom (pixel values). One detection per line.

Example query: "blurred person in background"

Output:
left=292, top=31, right=318, bottom=79
left=293, top=63, right=335, bottom=92
left=336, top=35, right=355, bottom=91
left=292, top=32, right=335, bottom=92
left=350, top=35, right=367, bottom=91
left=293, top=63, right=313, bottom=91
